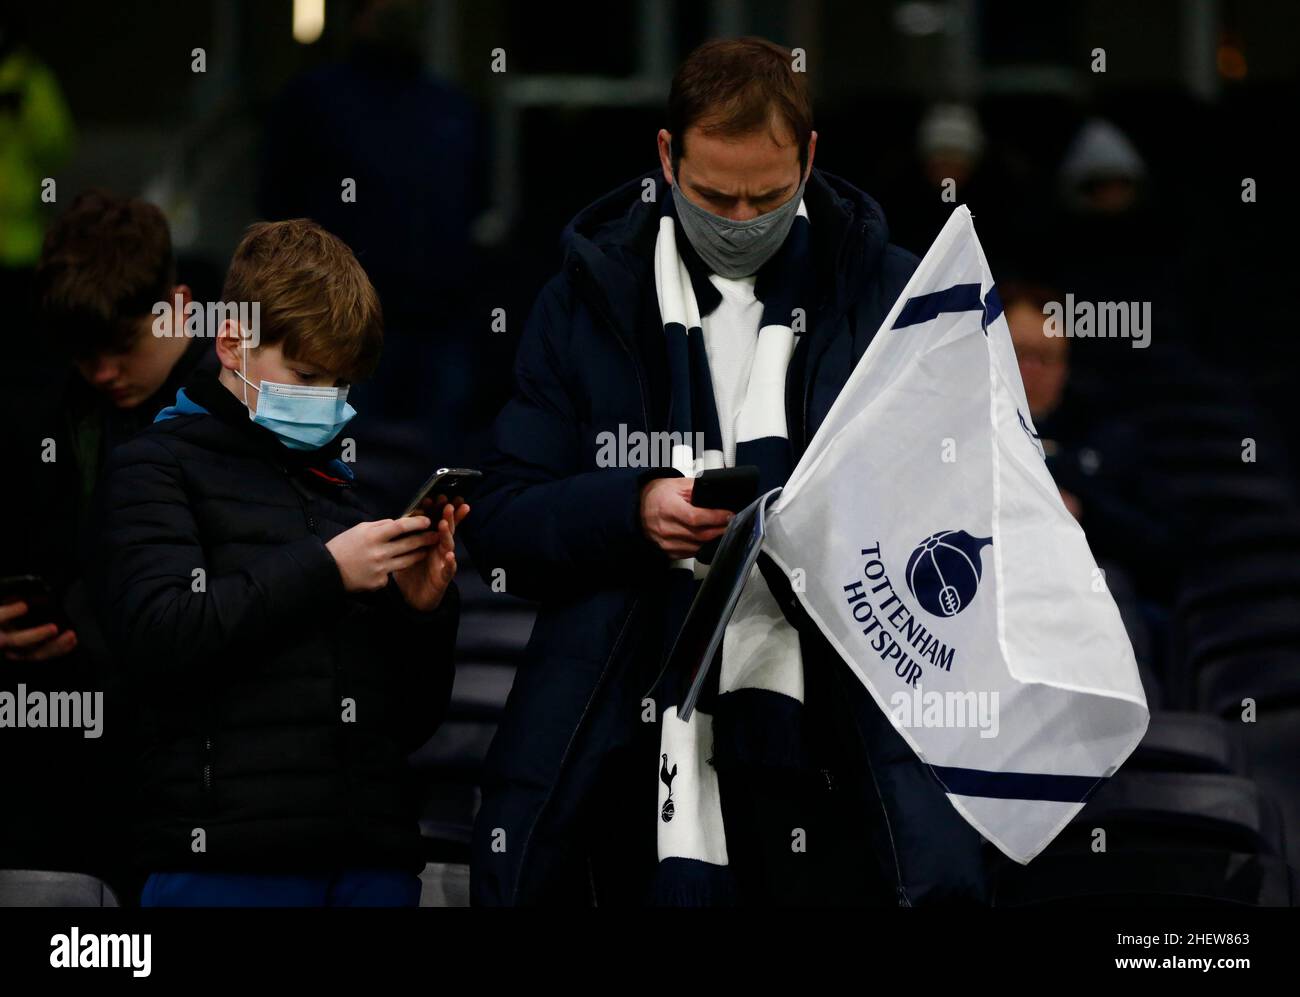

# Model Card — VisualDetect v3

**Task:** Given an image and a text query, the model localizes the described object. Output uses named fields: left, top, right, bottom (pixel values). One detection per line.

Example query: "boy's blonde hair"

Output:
left=222, top=219, right=383, bottom=381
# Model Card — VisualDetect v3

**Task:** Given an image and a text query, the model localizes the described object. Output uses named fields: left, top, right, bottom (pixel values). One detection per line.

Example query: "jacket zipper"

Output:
left=284, top=465, right=355, bottom=838
left=201, top=735, right=214, bottom=812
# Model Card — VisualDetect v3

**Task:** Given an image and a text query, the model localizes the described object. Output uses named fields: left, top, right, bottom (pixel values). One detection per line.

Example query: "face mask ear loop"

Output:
left=240, top=334, right=250, bottom=408
left=233, top=324, right=258, bottom=411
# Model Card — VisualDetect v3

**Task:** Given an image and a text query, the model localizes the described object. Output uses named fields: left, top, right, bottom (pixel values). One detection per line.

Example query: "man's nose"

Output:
left=727, top=202, right=763, bottom=222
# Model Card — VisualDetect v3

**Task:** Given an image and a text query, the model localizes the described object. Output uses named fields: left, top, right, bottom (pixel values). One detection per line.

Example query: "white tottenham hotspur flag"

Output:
left=762, top=205, right=1150, bottom=864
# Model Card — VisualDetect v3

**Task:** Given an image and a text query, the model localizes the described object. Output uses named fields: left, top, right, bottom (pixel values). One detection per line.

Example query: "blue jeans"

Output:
left=140, top=868, right=421, bottom=907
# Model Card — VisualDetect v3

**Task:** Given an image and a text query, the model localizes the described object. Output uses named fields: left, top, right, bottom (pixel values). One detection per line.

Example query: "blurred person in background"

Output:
left=0, top=189, right=205, bottom=898
left=1051, top=118, right=1182, bottom=393
left=258, top=0, right=488, bottom=515
left=1004, top=279, right=1177, bottom=609
left=0, top=4, right=74, bottom=335
left=888, top=103, right=992, bottom=257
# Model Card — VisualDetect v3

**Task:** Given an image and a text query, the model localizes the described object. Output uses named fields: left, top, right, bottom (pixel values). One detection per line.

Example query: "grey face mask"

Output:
left=672, top=177, right=807, bottom=279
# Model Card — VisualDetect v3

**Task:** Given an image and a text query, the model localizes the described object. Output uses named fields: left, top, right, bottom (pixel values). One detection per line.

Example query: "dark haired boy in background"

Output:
left=0, top=189, right=204, bottom=896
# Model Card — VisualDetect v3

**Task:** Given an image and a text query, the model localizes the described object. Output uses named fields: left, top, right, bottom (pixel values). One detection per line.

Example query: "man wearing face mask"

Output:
left=464, top=38, right=990, bottom=906
left=95, top=219, right=464, bottom=906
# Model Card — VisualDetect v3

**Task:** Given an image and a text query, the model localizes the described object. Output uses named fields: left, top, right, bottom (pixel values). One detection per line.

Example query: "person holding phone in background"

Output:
left=0, top=189, right=207, bottom=897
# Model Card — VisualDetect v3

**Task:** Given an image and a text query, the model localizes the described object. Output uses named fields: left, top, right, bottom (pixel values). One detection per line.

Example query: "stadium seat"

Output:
left=0, top=870, right=121, bottom=907
left=1128, top=712, right=1246, bottom=775
left=1195, top=647, right=1300, bottom=718
left=1169, top=563, right=1300, bottom=706
left=991, top=851, right=1300, bottom=907
left=1234, top=706, right=1300, bottom=869
left=419, top=861, right=470, bottom=908
left=1062, top=771, right=1285, bottom=856
left=1178, top=599, right=1300, bottom=680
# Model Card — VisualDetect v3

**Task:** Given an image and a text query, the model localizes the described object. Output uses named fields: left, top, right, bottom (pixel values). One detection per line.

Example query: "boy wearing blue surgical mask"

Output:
left=94, top=219, right=466, bottom=906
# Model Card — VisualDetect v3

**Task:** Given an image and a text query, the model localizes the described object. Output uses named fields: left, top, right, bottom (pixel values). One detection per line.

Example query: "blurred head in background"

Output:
left=33, top=189, right=191, bottom=409
left=918, top=103, right=985, bottom=190
left=1059, top=118, right=1146, bottom=216
left=350, top=0, right=426, bottom=75
left=1003, top=280, right=1069, bottom=421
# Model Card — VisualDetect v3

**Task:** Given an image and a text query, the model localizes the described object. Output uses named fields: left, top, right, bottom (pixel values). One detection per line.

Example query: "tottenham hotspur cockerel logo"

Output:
left=905, top=530, right=993, bottom=617
left=660, top=754, right=678, bottom=822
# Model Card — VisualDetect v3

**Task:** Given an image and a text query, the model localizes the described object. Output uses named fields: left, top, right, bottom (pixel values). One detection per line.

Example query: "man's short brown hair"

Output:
left=222, top=219, right=383, bottom=383
left=666, top=37, right=813, bottom=172
left=34, top=188, right=176, bottom=356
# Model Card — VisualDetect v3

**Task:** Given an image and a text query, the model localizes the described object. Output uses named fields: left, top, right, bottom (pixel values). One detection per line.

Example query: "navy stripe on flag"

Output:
left=982, top=284, right=1003, bottom=329
left=892, top=282, right=1004, bottom=334
left=930, top=764, right=1104, bottom=803
left=892, top=283, right=982, bottom=330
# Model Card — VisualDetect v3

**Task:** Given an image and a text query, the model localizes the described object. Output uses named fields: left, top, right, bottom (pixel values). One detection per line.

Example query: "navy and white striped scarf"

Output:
left=651, top=190, right=812, bottom=904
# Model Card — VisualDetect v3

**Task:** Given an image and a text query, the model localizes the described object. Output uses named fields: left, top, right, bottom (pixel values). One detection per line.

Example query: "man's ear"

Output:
left=214, top=318, right=244, bottom=371
left=803, top=130, right=818, bottom=183
left=173, top=284, right=193, bottom=313
left=657, top=128, right=675, bottom=188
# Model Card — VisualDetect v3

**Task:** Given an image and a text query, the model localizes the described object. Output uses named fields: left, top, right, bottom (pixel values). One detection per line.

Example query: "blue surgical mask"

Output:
left=236, top=349, right=355, bottom=451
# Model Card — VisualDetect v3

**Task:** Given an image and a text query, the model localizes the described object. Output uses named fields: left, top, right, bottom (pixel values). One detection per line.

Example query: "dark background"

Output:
left=3, top=0, right=1300, bottom=908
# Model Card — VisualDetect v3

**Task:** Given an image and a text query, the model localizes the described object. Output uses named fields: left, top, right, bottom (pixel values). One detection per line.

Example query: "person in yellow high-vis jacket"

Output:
left=0, top=28, right=75, bottom=269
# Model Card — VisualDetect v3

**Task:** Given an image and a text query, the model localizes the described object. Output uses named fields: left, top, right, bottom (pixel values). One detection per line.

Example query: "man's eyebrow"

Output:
left=693, top=183, right=735, bottom=200
left=695, top=182, right=793, bottom=201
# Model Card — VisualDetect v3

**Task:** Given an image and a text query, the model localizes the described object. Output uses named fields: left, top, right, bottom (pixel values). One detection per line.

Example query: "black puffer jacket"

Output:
left=95, top=368, right=458, bottom=875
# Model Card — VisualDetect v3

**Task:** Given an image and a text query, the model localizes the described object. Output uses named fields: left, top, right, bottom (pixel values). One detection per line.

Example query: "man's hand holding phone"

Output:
left=640, top=477, right=733, bottom=558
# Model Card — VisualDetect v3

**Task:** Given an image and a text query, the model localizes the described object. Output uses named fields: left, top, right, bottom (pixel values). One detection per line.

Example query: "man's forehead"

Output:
left=680, top=122, right=800, bottom=190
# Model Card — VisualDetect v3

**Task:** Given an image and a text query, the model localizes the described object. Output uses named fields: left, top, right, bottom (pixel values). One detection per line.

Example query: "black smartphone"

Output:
left=690, top=465, right=760, bottom=513
left=0, top=574, right=66, bottom=631
left=399, top=467, right=482, bottom=519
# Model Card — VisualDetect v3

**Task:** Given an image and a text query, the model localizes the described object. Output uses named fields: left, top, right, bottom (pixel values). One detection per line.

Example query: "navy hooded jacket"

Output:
left=463, top=169, right=991, bottom=906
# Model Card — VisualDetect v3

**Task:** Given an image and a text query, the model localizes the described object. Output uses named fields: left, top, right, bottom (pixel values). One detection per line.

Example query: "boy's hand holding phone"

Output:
left=392, top=496, right=469, bottom=612
left=325, top=515, right=442, bottom=593
left=323, top=497, right=468, bottom=610
left=0, top=590, right=78, bottom=663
